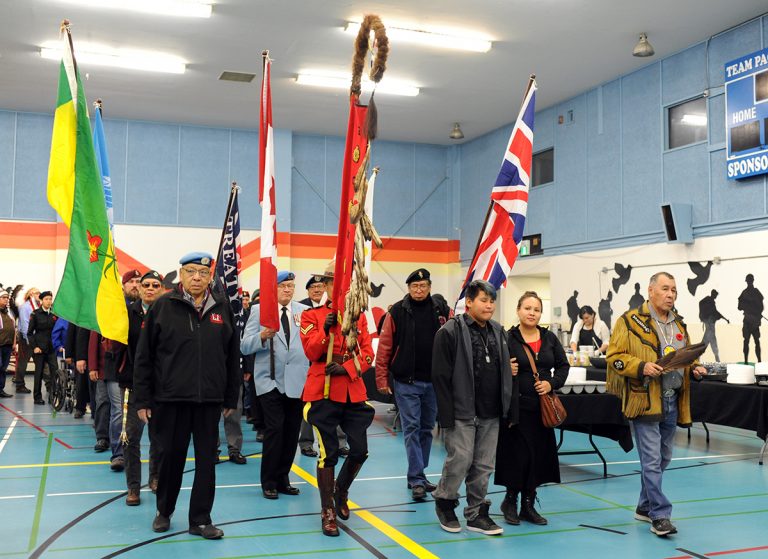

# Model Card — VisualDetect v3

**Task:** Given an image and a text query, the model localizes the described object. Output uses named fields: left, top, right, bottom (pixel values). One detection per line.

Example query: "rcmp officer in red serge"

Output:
left=300, top=262, right=375, bottom=537
left=133, top=252, right=240, bottom=540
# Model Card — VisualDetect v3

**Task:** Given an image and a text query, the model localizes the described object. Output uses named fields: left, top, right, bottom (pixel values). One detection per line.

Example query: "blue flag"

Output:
left=215, top=185, right=245, bottom=333
left=92, top=103, right=114, bottom=233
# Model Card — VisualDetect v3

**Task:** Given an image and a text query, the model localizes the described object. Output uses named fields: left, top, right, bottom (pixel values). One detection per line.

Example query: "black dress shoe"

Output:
left=94, top=439, right=110, bottom=452
left=229, top=452, right=247, bottom=465
left=338, top=446, right=350, bottom=456
left=189, top=523, right=224, bottom=539
left=277, top=485, right=300, bottom=496
left=412, top=485, right=427, bottom=501
left=34, top=399, right=45, bottom=405
left=152, top=513, right=171, bottom=533
left=16, top=386, right=31, bottom=394
left=408, top=481, right=437, bottom=492
left=0, top=391, right=12, bottom=398
left=73, top=409, right=85, bottom=419
left=262, top=488, right=279, bottom=500
left=300, top=447, right=318, bottom=457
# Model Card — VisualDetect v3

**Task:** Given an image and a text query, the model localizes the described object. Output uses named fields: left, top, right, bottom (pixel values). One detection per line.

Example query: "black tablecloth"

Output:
left=558, top=393, right=634, bottom=452
left=689, top=381, right=768, bottom=440
left=585, top=367, right=606, bottom=382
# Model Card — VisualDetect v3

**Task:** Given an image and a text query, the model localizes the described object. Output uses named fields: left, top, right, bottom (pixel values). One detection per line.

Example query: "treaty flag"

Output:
left=46, top=21, right=128, bottom=343
left=456, top=77, right=537, bottom=313
left=215, top=184, right=246, bottom=334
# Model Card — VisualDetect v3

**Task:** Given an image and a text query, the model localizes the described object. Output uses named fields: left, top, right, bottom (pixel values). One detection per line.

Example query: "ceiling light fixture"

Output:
left=632, top=32, right=655, bottom=57
left=52, top=0, right=213, bottom=18
left=296, top=72, right=419, bottom=97
left=680, top=114, right=707, bottom=126
left=344, top=22, right=492, bottom=53
left=449, top=123, right=464, bottom=140
left=40, top=41, right=187, bottom=74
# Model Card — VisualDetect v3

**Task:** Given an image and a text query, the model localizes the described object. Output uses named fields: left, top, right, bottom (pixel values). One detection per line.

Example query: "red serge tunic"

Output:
left=299, top=303, right=374, bottom=403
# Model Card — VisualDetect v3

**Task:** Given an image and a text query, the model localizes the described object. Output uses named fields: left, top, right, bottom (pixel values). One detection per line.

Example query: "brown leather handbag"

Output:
left=523, top=344, right=567, bottom=428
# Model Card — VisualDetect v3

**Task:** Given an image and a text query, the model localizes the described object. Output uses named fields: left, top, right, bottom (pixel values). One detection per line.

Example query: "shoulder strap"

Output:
left=522, top=344, right=540, bottom=382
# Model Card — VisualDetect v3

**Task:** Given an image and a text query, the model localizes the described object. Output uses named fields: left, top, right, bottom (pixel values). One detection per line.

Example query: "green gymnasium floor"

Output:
left=1, top=391, right=767, bottom=559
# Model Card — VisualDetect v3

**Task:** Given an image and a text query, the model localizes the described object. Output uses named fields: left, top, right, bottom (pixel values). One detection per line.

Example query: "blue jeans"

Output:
left=631, top=396, right=678, bottom=520
left=393, top=379, right=437, bottom=487
left=0, top=345, right=11, bottom=390
left=97, top=380, right=124, bottom=458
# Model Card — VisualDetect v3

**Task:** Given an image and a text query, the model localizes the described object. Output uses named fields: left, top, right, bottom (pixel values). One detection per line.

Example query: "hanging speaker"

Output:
left=660, top=203, right=693, bottom=244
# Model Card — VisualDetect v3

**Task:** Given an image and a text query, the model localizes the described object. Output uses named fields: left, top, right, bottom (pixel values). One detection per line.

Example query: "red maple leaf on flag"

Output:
left=87, top=230, right=102, bottom=263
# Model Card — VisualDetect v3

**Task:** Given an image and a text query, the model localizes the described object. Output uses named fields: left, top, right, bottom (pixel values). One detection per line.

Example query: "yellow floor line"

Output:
left=0, top=454, right=262, bottom=470
left=291, top=463, right=440, bottom=559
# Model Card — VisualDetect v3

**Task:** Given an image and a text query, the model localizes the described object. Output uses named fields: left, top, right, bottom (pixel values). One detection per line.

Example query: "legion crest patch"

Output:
left=614, top=359, right=625, bottom=370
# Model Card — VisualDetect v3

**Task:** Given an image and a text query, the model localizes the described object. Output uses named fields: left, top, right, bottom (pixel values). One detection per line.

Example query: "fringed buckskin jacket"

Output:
left=606, top=302, right=697, bottom=425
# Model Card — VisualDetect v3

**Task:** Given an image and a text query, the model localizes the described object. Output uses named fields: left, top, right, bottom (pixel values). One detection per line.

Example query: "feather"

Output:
left=655, top=342, right=707, bottom=372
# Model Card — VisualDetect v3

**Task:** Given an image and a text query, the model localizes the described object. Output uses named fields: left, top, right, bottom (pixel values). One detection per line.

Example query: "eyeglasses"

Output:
left=409, top=282, right=430, bottom=291
left=279, top=283, right=296, bottom=290
left=182, top=267, right=211, bottom=278
left=142, top=282, right=162, bottom=289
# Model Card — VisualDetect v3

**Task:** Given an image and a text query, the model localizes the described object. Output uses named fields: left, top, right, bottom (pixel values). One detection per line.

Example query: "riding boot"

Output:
left=335, top=458, right=365, bottom=520
left=317, top=466, right=339, bottom=537
left=520, top=491, right=547, bottom=525
left=500, top=491, right=520, bottom=525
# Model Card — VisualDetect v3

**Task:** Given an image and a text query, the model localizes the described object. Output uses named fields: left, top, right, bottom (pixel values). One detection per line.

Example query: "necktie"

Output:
left=281, top=306, right=290, bottom=348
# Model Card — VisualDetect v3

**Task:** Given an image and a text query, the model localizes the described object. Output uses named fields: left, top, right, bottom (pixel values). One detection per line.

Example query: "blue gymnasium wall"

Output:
left=0, top=111, right=453, bottom=239
left=458, top=14, right=768, bottom=261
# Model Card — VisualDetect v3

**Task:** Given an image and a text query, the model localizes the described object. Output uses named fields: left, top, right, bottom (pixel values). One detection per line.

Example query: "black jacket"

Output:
left=377, top=294, right=451, bottom=384
left=121, top=299, right=148, bottom=389
left=132, top=286, right=240, bottom=410
left=27, top=308, right=57, bottom=354
left=432, top=314, right=518, bottom=428
left=65, top=324, right=91, bottom=363
left=508, top=326, right=569, bottom=411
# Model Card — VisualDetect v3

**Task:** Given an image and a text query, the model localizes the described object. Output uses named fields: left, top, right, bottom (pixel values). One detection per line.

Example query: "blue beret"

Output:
left=179, top=252, right=214, bottom=266
left=277, top=271, right=295, bottom=284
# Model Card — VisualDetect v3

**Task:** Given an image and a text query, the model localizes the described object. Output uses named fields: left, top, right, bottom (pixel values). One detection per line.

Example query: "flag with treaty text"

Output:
left=46, top=22, right=128, bottom=343
left=215, top=185, right=245, bottom=333
left=92, top=101, right=114, bottom=233
left=258, top=53, right=279, bottom=331
left=456, top=78, right=537, bottom=313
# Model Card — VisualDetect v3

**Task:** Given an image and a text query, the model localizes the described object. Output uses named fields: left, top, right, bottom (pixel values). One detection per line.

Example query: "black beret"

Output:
left=305, top=275, right=325, bottom=289
left=406, top=268, right=430, bottom=284
left=140, top=270, right=163, bottom=283
left=40, top=290, right=53, bottom=299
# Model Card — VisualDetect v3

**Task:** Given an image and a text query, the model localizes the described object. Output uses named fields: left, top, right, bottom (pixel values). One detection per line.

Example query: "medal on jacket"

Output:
left=655, top=318, right=676, bottom=358
left=663, top=345, right=675, bottom=356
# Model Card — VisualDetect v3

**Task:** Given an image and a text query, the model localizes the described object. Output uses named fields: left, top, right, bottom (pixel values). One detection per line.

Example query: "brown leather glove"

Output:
left=326, top=362, right=347, bottom=376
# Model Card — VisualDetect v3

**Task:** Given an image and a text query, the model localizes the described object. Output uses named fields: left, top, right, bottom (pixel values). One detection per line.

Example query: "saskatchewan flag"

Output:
left=47, top=24, right=128, bottom=343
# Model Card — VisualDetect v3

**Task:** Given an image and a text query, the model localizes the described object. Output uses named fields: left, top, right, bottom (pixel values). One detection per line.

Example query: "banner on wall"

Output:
left=725, top=47, right=768, bottom=180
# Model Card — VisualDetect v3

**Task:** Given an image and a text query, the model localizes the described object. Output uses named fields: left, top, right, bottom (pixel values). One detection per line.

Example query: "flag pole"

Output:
left=457, top=74, right=537, bottom=299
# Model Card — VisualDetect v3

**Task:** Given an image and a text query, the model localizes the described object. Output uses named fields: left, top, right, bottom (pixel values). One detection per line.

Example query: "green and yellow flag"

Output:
left=47, top=21, right=128, bottom=343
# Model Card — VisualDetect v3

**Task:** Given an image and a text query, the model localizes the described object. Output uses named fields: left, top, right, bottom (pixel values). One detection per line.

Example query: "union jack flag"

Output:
left=456, top=78, right=536, bottom=312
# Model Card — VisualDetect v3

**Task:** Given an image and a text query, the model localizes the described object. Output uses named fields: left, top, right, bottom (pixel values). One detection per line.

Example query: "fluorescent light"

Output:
left=52, top=0, right=212, bottom=18
left=40, top=41, right=186, bottom=74
left=681, top=114, right=707, bottom=126
left=296, top=71, right=419, bottom=97
left=344, top=22, right=492, bottom=53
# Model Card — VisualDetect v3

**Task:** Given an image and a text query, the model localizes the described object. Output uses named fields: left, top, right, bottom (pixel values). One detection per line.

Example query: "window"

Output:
left=668, top=97, right=707, bottom=149
left=532, top=148, right=554, bottom=186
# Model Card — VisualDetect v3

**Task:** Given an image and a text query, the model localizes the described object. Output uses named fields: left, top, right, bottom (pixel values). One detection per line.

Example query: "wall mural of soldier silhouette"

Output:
left=628, top=282, right=644, bottom=311
left=698, top=289, right=729, bottom=362
left=566, top=290, right=580, bottom=328
left=738, top=274, right=764, bottom=363
left=598, top=291, right=613, bottom=329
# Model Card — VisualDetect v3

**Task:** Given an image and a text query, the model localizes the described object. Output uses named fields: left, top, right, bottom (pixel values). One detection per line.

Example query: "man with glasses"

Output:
left=376, top=268, right=452, bottom=500
left=121, top=270, right=164, bottom=506
left=134, top=252, right=240, bottom=539
left=241, top=271, right=309, bottom=499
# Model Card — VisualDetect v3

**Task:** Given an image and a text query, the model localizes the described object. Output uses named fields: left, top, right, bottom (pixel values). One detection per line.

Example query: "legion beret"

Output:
left=242, top=290, right=251, bottom=298
left=179, top=252, right=214, bottom=266
left=277, top=271, right=295, bottom=284
left=406, top=268, right=430, bottom=284
left=305, top=275, right=325, bottom=289
left=140, top=270, right=163, bottom=283
left=122, top=269, right=141, bottom=284
left=40, top=290, right=53, bottom=299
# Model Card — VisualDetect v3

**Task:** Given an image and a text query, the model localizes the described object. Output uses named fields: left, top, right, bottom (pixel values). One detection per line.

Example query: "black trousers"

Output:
left=304, top=400, right=374, bottom=468
left=258, top=389, right=304, bottom=489
left=124, top=390, right=159, bottom=490
left=32, top=351, right=57, bottom=401
left=14, top=337, right=31, bottom=386
left=153, top=402, right=220, bottom=526
left=74, top=371, right=90, bottom=412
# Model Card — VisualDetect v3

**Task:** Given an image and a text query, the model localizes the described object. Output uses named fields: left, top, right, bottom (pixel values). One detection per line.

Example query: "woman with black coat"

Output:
left=494, top=291, right=569, bottom=526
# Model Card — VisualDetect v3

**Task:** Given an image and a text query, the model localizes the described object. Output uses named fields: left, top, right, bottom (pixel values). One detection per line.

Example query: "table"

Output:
left=556, top=392, right=633, bottom=477
left=689, top=380, right=768, bottom=464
